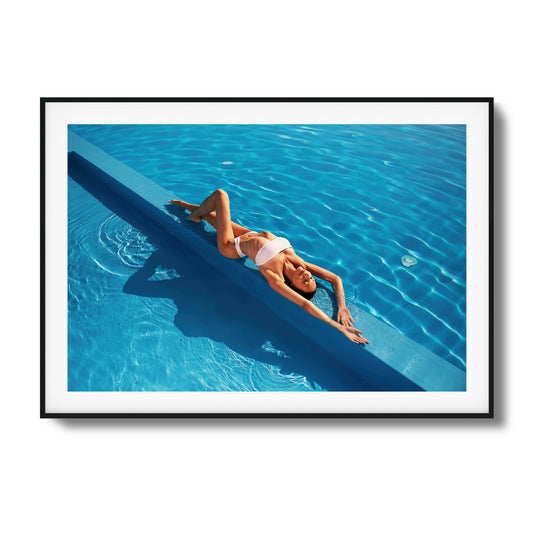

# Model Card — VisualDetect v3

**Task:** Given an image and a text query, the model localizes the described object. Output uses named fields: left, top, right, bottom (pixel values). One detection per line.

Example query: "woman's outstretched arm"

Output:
left=265, top=274, right=368, bottom=344
left=303, top=262, right=358, bottom=328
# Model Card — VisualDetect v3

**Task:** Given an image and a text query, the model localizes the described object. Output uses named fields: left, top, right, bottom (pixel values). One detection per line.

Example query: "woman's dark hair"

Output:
left=284, top=274, right=317, bottom=300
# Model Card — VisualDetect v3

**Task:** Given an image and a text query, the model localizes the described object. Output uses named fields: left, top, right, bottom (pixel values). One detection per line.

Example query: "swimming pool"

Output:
left=69, top=123, right=467, bottom=376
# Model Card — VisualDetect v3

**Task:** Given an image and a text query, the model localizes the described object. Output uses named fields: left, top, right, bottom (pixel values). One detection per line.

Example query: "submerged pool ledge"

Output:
left=68, top=131, right=466, bottom=392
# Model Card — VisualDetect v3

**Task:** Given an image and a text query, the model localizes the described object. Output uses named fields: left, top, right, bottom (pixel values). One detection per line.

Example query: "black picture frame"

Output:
left=41, top=97, right=493, bottom=418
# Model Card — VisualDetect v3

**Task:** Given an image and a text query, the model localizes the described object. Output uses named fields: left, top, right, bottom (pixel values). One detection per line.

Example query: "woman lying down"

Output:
left=170, top=189, right=368, bottom=345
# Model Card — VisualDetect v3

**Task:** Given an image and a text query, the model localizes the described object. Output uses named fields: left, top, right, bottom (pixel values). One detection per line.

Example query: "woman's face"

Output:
left=292, top=266, right=317, bottom=293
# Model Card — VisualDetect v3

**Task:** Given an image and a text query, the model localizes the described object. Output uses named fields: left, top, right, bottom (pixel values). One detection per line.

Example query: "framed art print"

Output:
left=41, top=98, right=493, bottom=417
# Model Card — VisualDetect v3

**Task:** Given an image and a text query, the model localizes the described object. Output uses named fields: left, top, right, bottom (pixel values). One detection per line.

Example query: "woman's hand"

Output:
left=337, top=306, right=355, bottom=327
left=339, top=324, right=369, bottom=344
left=337, top=307, right=368, bottom=344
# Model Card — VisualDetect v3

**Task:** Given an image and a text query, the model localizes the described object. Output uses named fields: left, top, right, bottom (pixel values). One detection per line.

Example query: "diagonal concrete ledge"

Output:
left=67, top=130, right=466, bottom=391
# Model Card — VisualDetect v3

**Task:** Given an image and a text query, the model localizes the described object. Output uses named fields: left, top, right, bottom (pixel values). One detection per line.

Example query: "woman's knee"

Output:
left=213, top=189, right=229, bottom=210
left=214, top=189, right=228, bottom=201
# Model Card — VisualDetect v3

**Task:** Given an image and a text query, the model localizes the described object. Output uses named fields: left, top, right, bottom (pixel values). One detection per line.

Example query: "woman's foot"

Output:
left=169, top=199, right=202, bottom=222
left=170, top=199, right=193, bottom=209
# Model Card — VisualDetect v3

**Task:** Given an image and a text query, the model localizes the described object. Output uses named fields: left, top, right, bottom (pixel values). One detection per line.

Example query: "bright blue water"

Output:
left=68, top=124, right=466, bottom=390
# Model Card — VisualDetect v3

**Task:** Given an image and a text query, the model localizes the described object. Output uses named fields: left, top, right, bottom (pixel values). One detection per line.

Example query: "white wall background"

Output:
left=1, top=1, right=529, bottom=532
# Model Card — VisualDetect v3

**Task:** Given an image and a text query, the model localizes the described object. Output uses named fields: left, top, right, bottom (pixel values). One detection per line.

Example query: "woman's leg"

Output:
left=171, top=190, right=246, bottom=258
left=170, top=199, right=252, bottom=237
left=193, top=190, right=238, bottom=258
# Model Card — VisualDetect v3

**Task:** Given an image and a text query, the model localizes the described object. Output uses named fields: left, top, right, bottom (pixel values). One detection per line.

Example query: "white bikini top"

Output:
left=254, top=237, right=292, bottom=266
